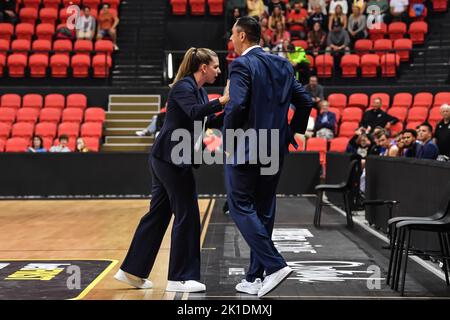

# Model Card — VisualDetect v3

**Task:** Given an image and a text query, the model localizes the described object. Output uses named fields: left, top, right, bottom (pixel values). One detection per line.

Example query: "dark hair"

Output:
left=32, top=136, right=43, bottom=148
left=419, top=122, right=433, bottom=133
left=59, top=134, right=69, bottom=142
left=235, top=16, right=261, bottom=44
left=402, top=129, right=417, bottom=138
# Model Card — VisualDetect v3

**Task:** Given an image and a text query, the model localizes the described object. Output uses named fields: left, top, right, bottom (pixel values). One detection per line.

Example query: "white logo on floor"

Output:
left=273, top=228, right=318, bottom=253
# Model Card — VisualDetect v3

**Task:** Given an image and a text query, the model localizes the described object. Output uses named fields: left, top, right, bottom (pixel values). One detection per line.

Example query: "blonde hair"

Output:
left=171, top=47, right=218, bottom=87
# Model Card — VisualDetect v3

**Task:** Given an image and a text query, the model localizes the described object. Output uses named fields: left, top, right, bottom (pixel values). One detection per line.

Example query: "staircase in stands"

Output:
left=112, top=0, right=166, bottom=86
left=101, top=95, right=160, bottom=152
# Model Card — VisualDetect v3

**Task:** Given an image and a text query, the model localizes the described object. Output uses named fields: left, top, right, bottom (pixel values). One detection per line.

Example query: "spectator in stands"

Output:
left=304, top=75, right=324, bottom=106
left=416, top=123, right=439, bottom=160
left=260, top=17, right=273, bottom=48
left=328, top=4, right=348, bottom=32
left=97, top=3, right=120, bottom=51
left=0, top=0, right=16, bottom=23
left=136, top=106, right=167, bottom=138
left=384, top=131, right=404, bottom=157
left=287, top=1, right=308, bottom=40
left=247, top=0, right=265, bottom=19
left=286, top=42, right=310, bottom=84
left=271, top=21, right=291, bottom=50
left=360, top=97, right=398, bottom=133
left=76, top=137, right=90, bottom=152
left=348, top=5, right=368, bottom=42
left=325, top=20, right=351, bottom=56
left=389, top=0, right=409, bottom=22
left=366, top=0, right=390, bottom=23
left=268, top=0, right=287, bottom=15
left=77, top=6, right=96, bottom=40
left=434, top=103, right=450, bottom=157
left=268, top=5, right=285, bottom=32
left=307, top=22, right=327, bottom=56
left=353, top=0, right=367, bottom=11
left=50, top=135, right=71, bottom=153
left=346, top=133, right=372, bottom=159
left=402, top=129, right=421, bottom=157
left=308, top=5, right=327, bottom=31
left=308, top=0, right=327, bottom=15
left=408, top=2, right=427, bottom=22
left=375, top=130, right=391, bottom=156
left=314, top=100, right=336, bottom=139
left=329, top=0, right=349, bottom=15
left=226, top=3, right=246, bottom=37
left=28, top=136, right=47, bottom=153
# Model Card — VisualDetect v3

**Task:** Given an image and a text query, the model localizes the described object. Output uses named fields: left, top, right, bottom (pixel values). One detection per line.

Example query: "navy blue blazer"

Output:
left=223, top=47, right=313, bottom=164
left=151, top=75, right=224, bottom=166
left=314, top=111, right=337, bottom=133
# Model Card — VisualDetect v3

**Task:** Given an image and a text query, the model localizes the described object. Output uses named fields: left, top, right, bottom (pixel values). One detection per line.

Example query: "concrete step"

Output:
left=109, top=104, right=160, bottom=112
left=105, top=120, right=151, bottom=128
left=106, top=112, right=158, bottom=120
left=110, top=96, right=160, bottom=104
left=104, top=128, right=145, bottom=136
left=105, top=136, right=154, bottom=144
left=101, top=143, right=151, bottom=152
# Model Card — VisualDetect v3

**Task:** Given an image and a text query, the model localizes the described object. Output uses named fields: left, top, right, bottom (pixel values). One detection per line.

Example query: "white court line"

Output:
left=323, top=196, right=447, bottom=282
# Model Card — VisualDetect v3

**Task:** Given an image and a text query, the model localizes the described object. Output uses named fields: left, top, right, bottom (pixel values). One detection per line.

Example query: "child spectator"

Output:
left=50, top=135, right=71, bottom=152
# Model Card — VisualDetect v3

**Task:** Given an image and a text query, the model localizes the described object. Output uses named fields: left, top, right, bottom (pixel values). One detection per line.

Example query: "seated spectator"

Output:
left=247, top=0, right=265, bottom=20
left=314, top=100, right=336, bottom=139
left=325, top=21, right=351, bottom=56
left=346, top=133, right=372, bottom=159
left=390, top=0, right=409, bottom=22
left=386, top=131, right=404, bottom=157
left=0, top=0, right=16, bottom=23
left=77, top=7, right=96, bottom=40
left=268, top=5, right=285, bottom=32
left=308, top=0, right=327, bottom=15
left=360, top=97, right=398, bottom=133
left=374, top=130, right=391, bottom=155
left=328, top=4, right=348, bottom=32
left=56, top=24, right=76, bottom=41
left=226, top=1, right=247, bottom=36
left=286, top=42, right=310, bottom=84
left=287, top=1, right=308, bottom=40
left=353, top=0, right=367, bottom=11
left=434, top=103, right=450, bottom=157
left=417, top=123, right=439, bottom=160
left=136, top=106, right=167, bottom=137
left=271, top=21, right=291, bottom=50
left=307, top=21, right=327, bottom=56
left=308, top=5, right=327, bottom=31
left=50, top=135, right=71, bottom=153
left=28, top=136, right=47, bottom=153
left=76, top=137, right=90, bottom=152
left=260, top=17, right=273, bottom=48
left=304, top=75, right=324, bottom=107
left=401, top=129, right=421, bottom=157
left=366, top=0, right=389, bottom=23
left=97, top=3, right=120, bottom=51
left=268, top=0, right=287, bottom=16
left=408, top=2, right=427, bottom=22
left=329, top=0, right=349, bottom=15
left=348, top=5, right=368, bottom=42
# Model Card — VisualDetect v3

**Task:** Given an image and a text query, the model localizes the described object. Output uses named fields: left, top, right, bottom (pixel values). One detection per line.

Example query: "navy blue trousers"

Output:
left=120, top=155, right=201, bottom=281
left=224, top=162, right=287, bottom=282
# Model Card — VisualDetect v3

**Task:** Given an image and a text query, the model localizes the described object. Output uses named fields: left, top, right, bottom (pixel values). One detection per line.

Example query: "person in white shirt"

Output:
left=77, top=6, right=96, bottom=40
left=389, top=0, right=409, bottom=21
left=329, top=0, right=349, bottom=15
left=49, top=135, right=71, bottom=152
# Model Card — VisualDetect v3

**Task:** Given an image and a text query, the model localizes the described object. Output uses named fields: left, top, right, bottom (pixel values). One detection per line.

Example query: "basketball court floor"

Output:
left=0, top=197, right=449, bottom=300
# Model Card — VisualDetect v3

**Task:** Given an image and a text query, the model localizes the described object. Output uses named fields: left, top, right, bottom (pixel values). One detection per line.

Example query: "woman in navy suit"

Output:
left=115, top=48, right=229, bottom=292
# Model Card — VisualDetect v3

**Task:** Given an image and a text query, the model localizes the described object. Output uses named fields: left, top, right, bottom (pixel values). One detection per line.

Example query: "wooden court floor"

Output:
left=0, top=199, right=215, bottom=300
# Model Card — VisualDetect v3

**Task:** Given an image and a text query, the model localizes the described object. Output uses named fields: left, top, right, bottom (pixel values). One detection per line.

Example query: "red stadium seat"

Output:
left=82, top=137, right=100, bottom=152
left=327, top=93, right=347, bottom=110
left=413, top=92, right=433, bottom=109
left=208, top=0, right=223, bottom=15
left=102, top=0, right=120, bottom=9
left=29, top=54, right=49, bottom=77
left=62, top=108, right=83, bottom=123
left=306, top=137, right=327, bottom=164
left=81, top=122, right=102, bottom=138
left=71, top=54, right=91, bottom=78
left=39, top=108, right=62, bottom=124
left=392, top=92, right=413, bottom=109
left=388, top=107, right=408, bottom=122
left=339, top=121, right=359, bottom=137
left=32, top=39, right=52, bottom=56
left=23, top=93, right=43, bottom=109
left=19, top=7, right=38, bottom=24
left=369, top=93, right=390, bottom=111
left=12, top=122, right=35, bottom=140
left=5, top=137, right=29, bottom=152
left=380, top=53, right=400, bottom=77
left=310, top=108, right=317, bottom=120
left=432, top=0, right=448, bottom=11
left=0, top=122, right=11, bottom=140
left=406, top=121, right=422, bottom=130
left=58, top=122, right=80, bottom=139
left=348, top=93, right=369, bottom=109
left=0, top=108, right=16, bottom=124
left=95, top=40, right=114, bottom=56
left=329, top=107, right=341, bottom=122
left=53, top=39, right=72, bottom=56
left=1, top=94, right=21, bottom=109
left=292, top=40, right=308, bottom=50
left=306, top=54, right=314, bottom=69
left=341, top=107, right=363, bottom=123
left=92, top=54, right=112, bottom=77
left=329, top=137, right=349, bottom=152
left=84, top=107, right=106, bottom=123
left=408, top=21, right=428, bottom=45
left=407, top=107, right=428, bottom=122
left=66, top=94, right=87, bottom=110
left=62, top=0, right=81, bottom=5
left=59, top=8, right=71, bottom=24
left=16, top=108, right=39, bottom=123
left=15, top=23, right=34, bottom=41
left=388, top=22, right=407, bottom=40
left=0, top=138, right=5, bottom=151
left=360, top=54, right=379, bottom=77
left=288, top=134, right=304, bottom=152
left=11, top=39, right=31, bottom=57
left=23, top=0, right=41, bottom=9
left=340, top=54, right=359, bottom=78
left=428, top=107, right=442, bottom=124
left=40, top=8, right=58, bottom=25
left=74, top=40, right=93, bottom=56
left=0, top=39, right=9, bottom=58
left=354, top=39, right=372, bottom=56
left=43, top=0, right=62, bottom=9
left=50, top=54, right=70, bottom=77
left=393, top=39, right=412, bottom=62
left=389, top=121, right=404, bottom=135
left=171, top=0, right=187, bottom=15
left=189, top=0, right=206, bottom=15
left=207, top=94, right=221, bottom=101
left=36, top=23, right=55, bottom=41
left=44, top=94, right=65, bottom=109
left=368, top=22, right=387, bottom=41
left=373, top=39, right=392, bottom=57
left=0, top=23, right=14, bottom=41
left=433, top=92, right=450, bottom=108
left=0, top=55, right=4, bottom=77
left=315, top=54, right=333, bottom=78
left=83, top=0, right=101, bottom=9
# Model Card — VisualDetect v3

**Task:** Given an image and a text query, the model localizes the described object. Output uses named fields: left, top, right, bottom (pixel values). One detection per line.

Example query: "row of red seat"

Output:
left=1, top=39, right=113, bottom=55
left=18, top=0, right=121, bottom=10
left=0, top=93, right=88, bottom=109
left=170, top=0, right=223, bottom=15
left=0, top=135, right=100, bottom=152
left=366, top=22, right=428, bottom=44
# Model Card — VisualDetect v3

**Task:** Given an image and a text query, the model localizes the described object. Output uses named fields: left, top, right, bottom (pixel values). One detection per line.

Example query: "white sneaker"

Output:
left=235, top=278, right=262, bottom=295
left=114, top=44, right=119, bottom=51
left=136, top=130, right=147, bottom=136
left=166, top=280, right=206, bottom=293
left=257, top=266, right=292, bottom=298
left=114, top=269, right=153, bottom=289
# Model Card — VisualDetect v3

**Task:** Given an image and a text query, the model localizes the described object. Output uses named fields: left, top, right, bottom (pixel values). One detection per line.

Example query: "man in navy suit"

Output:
left=224, top=16, right=313, bottom=297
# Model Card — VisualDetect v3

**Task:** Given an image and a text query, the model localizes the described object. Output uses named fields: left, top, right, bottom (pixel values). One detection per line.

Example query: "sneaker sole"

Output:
left=166, top=285, right=206, bottom=293
left=236, top=287, right=259, bottom=295
left=258, top=268, right=293, bottom=298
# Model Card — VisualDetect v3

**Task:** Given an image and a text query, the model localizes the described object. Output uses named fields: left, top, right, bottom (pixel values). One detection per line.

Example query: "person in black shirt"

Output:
left=268, top=0, right=287, bottom=15
left=434, top=103, right=450, bottom=157
left=402, top=129, right=421, bottom=158
left=360, top=97, right=398, bottom=134
left=0, top=0, right=16, bottom=23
